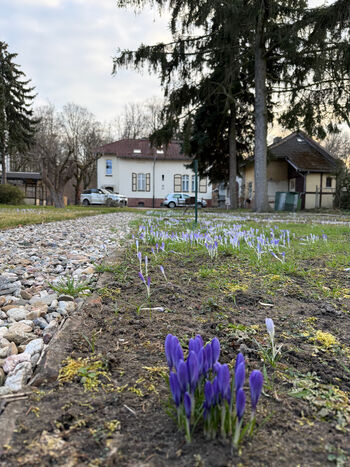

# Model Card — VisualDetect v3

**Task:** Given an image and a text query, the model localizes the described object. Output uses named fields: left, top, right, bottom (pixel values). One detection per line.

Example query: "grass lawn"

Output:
left=4, top=210, right=350, bottom=465
left=0, top=204, right=141, bottom=230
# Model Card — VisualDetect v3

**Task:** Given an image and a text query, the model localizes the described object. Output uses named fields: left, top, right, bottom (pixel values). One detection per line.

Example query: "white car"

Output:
left=80, top=188, right=128, bottom=206
left=162, top=193, right=207, bottom=208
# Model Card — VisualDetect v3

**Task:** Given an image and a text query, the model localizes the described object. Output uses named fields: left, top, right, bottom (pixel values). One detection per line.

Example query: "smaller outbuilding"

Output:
left=241, top=131, right=337, bottom=209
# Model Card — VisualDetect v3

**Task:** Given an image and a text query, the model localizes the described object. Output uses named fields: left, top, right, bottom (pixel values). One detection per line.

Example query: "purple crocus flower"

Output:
left=138, top=272, right=146, bottom=283
left=137, top=251, right=142, bottom=262
left=184, top=392, right=192, bottom=420
left=234, top=353, right=244, bottom=372
left=173, top=343, right=184, bottom=369
left=211, top=337, right=220, bottom=365
left=147, top=276, right=151, bottom=287
left=249, top=370, right=264, bottom=411
left=213, top=362, right=221, bottom=374
left=197, top=346, right=205, bottom=374
left=186, top=351, right=199, bottom=392
left=204, top=343, right=213, bottom=372
left=235, top=362, right=245, bottom=393
left=169, top=371, right=181, bottom=407
left=204, top=380, right=214, bottom=408
left=177, top=360, right=188, bottom=393
left=165, top=334, right=174, bottom=369
left=217, top=364, right=230, bottom=402
left=236, top=388, right=246, bottom=421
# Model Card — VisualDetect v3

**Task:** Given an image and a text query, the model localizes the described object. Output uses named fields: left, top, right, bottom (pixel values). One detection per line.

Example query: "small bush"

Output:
left=0, top=183, right=24, bottom=204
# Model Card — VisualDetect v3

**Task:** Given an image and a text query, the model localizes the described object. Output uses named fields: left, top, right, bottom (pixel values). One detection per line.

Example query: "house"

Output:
left=242, top=131, right=337, bottom=209
left=96, top=139, right=212, bottom=207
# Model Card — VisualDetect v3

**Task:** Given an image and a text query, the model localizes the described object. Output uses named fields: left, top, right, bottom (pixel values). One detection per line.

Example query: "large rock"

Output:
left=25, top=338, right=44, bottom=358
left=3, top=353, right=31, bottom=373
left=5, top=361, right=32, bottom=391
left=5, top=322, right=37, bottom=345
left=7, top=307, right=29, bottom=321
left=29, top=294, right=57, bottom=306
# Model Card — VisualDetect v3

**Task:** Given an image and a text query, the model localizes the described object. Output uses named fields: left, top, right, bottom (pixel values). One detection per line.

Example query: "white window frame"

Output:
left=182, top=175, right=189, bottom=192
left=137, top=173, right=146, bottom=191
left=106, top=159, right=112, bottom=176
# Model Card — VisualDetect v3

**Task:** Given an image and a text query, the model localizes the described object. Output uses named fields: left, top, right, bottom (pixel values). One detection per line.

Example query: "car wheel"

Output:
left=168, top=201, right=176, bottom=208
left=82, top=199, right=90, bottom=206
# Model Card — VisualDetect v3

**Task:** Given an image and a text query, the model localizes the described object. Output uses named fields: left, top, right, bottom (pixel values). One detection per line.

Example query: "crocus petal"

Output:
left=196, top=335, right=204, bottom=348
left=177, top=360, right=188, bottom=393
left=204, top=380, right=214, bottom=408
left=213, top=362, right=221, bottom=374
left=138, top=272, right=145, bottom=283
left=165, top=334, right=174, bottom=369
left=211, top=337, right=220, bottom=365
left=147, top=276, right=151, bottom=287
left=217, top=364, right=230, bottom=397
left=265, top=318, right=275, bottom=340
left=236, top=388, right=246, bottom=421
left=197, top=347, right=204, bottom=374
left=173, top=342, right=184, bottom=369
left=186, top=351, right=199, bottom=392
left=235, top=362, right=245, bottom=393
left=169, top=371, right=181, bottom=407
left=184, top=392, right=192, bottom=420
left=204, top=343, right=212, bottom=372
left=234, top=352, right=245, bottom=372
left=249, top=370, right=264, bottom=411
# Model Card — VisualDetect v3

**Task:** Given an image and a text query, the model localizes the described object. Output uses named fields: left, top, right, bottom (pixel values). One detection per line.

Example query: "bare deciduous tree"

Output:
left=61, top=103, right=103, bottom=205
left=33, top=104, right=74, bottom=208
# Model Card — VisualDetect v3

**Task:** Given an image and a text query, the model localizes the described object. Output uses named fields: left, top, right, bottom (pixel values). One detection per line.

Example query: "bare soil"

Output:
left=1, top=240, right=350, bottom=466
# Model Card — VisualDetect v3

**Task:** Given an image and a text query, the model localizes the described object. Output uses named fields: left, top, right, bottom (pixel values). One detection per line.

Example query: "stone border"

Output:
left=0, top=265, right=115, bottom=450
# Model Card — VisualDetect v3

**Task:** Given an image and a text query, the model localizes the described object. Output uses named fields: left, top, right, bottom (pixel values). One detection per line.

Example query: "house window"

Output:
left=106, top=159, right=112, bottom=176
left=174, top=174, right=182, bottom=192
left=132, top=173, right=150, bottom=192
left=182, top=175, right=189, bottom=192
left=326, top=177, right=332, bottom=188
left=191, top=175, right=198, bottom=192
left=199, top=177, right=207, bottom=193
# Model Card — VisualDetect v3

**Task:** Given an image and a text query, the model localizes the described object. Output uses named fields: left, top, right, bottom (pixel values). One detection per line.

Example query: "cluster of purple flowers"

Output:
left=165, top=333, right=263, bottom=446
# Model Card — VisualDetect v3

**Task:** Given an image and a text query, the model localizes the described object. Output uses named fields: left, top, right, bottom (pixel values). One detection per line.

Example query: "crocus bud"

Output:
left=169, top=371, right=181, bottom=407
left=147, top=276, right=151, bottom=287
left=187, top=351, right=199, bottom=392
left=211, top=337, right=220, bottom=365
left=138, top=272, right=145, bottom=283
left=235, top=362, right=245, bottom=393
left=177, top=360, right=188, bottom=393
left=234, top=352, right=244, bottom=372
left=137, top=251, right=142, bottom=262
left=165, top=334, right=174, bottom=369
left=249, top=370, right=264, bottom=411
left=184, top=392, right=192, bottom=420
left=236, top=388, right=246, bottom=421
left=265, top=318, right=275, bottom=341
left=217, top=364, right=230, bottom=399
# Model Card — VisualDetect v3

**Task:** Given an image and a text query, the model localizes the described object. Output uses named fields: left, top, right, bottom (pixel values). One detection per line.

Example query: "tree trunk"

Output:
left=254, top=13, right=270, bottom=212
left=1, top=152, right=6, bottom=184
left=50, top=189, right=65, bottom=208
left=228, top=102, right=238, bottom=209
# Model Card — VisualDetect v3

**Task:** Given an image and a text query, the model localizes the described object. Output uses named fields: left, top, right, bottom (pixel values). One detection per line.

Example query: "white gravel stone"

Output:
left=5, top=361, right=32, bottom=391
left=0, top=212, right=134, bottom=389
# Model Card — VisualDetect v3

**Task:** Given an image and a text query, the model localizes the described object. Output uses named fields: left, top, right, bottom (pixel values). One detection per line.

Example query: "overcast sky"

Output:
left=1, top=0, right=331, bottom=124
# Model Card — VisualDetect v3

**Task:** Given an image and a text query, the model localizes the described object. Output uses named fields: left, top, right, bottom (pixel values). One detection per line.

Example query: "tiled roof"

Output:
left=269, top=132, right=337, bottom=172
left=95, top=138, right=190, bottom=161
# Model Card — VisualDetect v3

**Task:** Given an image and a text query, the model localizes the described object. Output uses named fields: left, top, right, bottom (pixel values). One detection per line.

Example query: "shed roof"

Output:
left=95, top=138, right=190, bottom=161
left=269, top=131, right=337, bottom=173
left=6, top=172, right=42, bottom=180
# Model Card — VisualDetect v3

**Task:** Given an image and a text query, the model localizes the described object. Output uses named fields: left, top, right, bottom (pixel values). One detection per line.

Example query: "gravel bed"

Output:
left=0, top=212, right=137, bottom=394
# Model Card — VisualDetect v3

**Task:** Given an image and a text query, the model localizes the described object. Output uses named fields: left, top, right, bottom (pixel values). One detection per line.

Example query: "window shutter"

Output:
left=199, top=177, right=207, bottom=193
left=146, top=173, right=150, bottom=192
left=174, top=174, right=181, bottom=192
left=132, top=173, right=137, bottom=192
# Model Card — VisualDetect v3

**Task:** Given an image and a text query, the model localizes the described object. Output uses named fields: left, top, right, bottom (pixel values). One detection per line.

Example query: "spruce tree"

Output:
left=0, top=42, right=37, bottom=184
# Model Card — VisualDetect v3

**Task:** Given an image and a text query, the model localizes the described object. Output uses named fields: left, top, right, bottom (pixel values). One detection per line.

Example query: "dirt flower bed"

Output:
left=1, top=213, right=350, bottom=466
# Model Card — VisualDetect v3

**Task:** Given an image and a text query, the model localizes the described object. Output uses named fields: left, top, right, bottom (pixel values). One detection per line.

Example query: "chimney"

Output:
left=273, top=137, right=282, bottom=144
